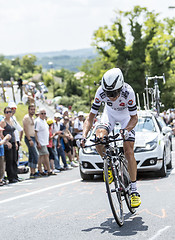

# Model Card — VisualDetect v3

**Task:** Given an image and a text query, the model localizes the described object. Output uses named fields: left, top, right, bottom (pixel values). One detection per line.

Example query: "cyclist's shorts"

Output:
left=96, top=107, right=135, bottom=142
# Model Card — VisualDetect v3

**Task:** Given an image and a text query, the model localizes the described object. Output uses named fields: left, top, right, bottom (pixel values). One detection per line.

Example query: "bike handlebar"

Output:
left=146, top=73, right=166, bottom=85
left=83, top=133, right=123, bottom=148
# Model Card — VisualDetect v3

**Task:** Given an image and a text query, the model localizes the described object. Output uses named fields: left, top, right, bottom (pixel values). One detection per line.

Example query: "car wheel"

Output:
left=167, top=150, right=172, bottom=169
left=79, top=167, right=94, bottom=180
left=157, top=150, right=167, bottom=177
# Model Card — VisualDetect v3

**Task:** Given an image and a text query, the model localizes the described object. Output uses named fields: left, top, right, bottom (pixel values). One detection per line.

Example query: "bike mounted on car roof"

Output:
left=145, top=74, right=166, bottom=115
left=83, top=133, right=136, bottom=226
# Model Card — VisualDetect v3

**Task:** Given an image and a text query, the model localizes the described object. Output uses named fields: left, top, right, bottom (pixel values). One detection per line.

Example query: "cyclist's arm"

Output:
left=82, top=112, right=96, bottom=138
left=125, top=114, right=138, bottom=132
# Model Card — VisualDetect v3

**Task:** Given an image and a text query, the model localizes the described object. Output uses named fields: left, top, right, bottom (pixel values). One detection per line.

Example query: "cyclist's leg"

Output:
left=95, top=108, right=115, bottom=157
left=95, top=128, right=108, bottom=157
left=123, top=141, right=137, bottom=182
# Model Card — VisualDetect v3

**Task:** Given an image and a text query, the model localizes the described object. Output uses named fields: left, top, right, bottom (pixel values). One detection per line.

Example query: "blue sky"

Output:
left=0, top=0, right=175, bottom=55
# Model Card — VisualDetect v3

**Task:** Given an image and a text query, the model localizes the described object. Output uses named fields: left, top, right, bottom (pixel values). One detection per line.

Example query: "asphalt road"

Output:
left=0, top=139, right=175, bottom=240
left=1, top=87, right=175, bottom=239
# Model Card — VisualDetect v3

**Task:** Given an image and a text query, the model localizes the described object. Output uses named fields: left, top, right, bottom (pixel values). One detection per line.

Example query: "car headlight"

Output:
left=82, top=146, right=98, bottom=155
left=135, top=137, right=158, bottom=153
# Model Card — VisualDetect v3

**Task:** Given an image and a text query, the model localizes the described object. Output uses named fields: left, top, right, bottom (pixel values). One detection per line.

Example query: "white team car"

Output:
left=79, top=110, right=172, bottom=180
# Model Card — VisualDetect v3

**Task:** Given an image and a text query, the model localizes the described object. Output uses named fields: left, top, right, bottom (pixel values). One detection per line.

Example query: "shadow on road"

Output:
left=82, top=213, right=148, bottom=236
left=81, top=167, right=174, bottom=184
left=137, top=168, right=173, bottom=181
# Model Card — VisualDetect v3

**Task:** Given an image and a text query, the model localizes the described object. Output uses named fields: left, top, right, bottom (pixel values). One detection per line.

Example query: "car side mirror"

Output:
left=162, top=126, right=172, bottom=135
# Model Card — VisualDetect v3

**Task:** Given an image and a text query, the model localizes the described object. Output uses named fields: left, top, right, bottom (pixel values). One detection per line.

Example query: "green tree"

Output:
left=64, top=72, right=82, bottom=97
left=0, top=60, right=12, bottom=81
left=20, top=54, right=37, bottom=73
left=90, top=6, right=175, bottom=109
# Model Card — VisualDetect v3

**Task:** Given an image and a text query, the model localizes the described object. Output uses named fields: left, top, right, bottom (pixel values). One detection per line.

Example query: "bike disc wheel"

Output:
left=104, top=159, right=124, bottom=226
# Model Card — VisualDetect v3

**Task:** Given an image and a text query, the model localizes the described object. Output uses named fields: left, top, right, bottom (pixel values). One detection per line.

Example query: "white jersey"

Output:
left=90, top=83, right=137, bottom=139
left=91, top=83, right=137, bottom=116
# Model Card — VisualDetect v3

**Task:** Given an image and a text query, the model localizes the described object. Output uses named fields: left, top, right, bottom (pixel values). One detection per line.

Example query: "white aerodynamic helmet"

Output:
left=101, top=68, right=124, bottom=98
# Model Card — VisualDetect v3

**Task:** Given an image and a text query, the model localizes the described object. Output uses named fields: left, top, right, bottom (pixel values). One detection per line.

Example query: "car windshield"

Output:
left=87, top=116, right=156, bottom=138
left=135, top=116, right=156, bottom=132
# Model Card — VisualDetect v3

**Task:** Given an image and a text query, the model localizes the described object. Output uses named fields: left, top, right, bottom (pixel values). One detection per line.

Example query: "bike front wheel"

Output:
left=104, top=158, right=124, bottom=226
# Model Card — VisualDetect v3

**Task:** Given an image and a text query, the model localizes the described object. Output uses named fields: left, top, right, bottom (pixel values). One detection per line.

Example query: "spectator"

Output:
left=0, top=127, right=11, bottom=186
left=35, top=109, right=40, bottom=119
left=167, top=109, right=174, bottom=125
left=60, top=116, right=78, bottom=167
left=34, top=109, right=54, bottom=176
left=0, top=107, right=19, bottom=183
left=8, top=102, right=23, bottom=163
left=52, top=113, right=71, bottom=171
left=52, top=113, right=63, bottom=170
left=23, top=104, right=39, bottom=179
left=17, top=78, right=23, bottom=101
left=46, top=118, right=59, bottom=174
left=28, top=92, right=35, bottom=105
left=73, top=111, right=85, bottom=161
left=161, top=110, right=168, bottom=125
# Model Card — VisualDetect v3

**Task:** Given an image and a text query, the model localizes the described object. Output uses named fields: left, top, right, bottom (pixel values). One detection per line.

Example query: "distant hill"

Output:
left=6, top=48, right=97, bottom=72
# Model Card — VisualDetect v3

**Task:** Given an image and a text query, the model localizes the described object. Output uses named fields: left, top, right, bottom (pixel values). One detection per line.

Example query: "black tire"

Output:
left=104, top=158, right=124, bottom=226
left=167, top=151, right=172, bottom=169
left=79, top=168, right=94, bottom=180
left=121, top=160, right=136, bottom=214
left=157, top=150, right=167, bottom=177
left=124, top=190, right=136, bottom=214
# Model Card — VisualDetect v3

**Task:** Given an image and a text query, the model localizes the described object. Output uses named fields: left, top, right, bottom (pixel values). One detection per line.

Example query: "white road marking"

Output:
left=0, top=179, right=80, bottom=204
left=148, top=226, right=171, bottom=240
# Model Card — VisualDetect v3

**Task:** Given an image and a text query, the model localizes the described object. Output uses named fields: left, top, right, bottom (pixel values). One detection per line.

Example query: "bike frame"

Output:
left=84, top=134, right=135, bottom=226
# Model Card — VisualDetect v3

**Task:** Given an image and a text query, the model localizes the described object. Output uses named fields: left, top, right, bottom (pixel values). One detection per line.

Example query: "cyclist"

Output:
left=81, top=68, right=141, bottom=208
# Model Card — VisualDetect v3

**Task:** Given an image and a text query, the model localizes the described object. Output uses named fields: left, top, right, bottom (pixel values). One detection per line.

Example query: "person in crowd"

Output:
left=73, top=111, right=85, bottom=161
left=0, top=107, right=19, bottom=183
left=52, top=113, right=71, bottom=170
left=34, top=90, right=41, bottom=109
left=161, top=110, right=168, bottom=125
left=46, top=118, right=59, bottom=174
left=168, top=109, right=174, bottom=125
left=60, top=116, right=77, bottom=167
left=34, top=108, right=54, bottom=176
left=52, top=113, right=64, bottom=170
left=0, top=127, right=11, bottom=186
left=28, top=92, right=35, bottom=105
left=8, top=102, right=23, bottom=163
left=23, top=104, right=39, bottom=179
left=35, top=109, right=40, bottom=119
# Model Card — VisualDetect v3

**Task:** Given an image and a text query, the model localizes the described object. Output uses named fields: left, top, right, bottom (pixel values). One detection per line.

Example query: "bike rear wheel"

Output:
left=104, top=158, right=124, bottom=226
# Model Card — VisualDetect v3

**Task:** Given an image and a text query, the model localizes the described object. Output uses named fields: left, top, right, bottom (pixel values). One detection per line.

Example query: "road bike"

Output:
left=145, top=74, right=166, bottom=115
left=84, top=133, right=136, bottom=226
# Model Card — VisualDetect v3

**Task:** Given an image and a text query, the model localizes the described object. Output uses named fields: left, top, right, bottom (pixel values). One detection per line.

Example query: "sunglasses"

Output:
left=11, top=108, right=16, bottom=110
left=40, top=112, right=46, bottom=115
left=104, top=89, right=121, bottom=98
left=5, top=111, right=12, bottom=114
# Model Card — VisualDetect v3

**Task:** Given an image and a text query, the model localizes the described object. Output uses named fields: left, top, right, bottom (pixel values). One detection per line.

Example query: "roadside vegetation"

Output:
left=0, top=6, right=175, bottom=110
